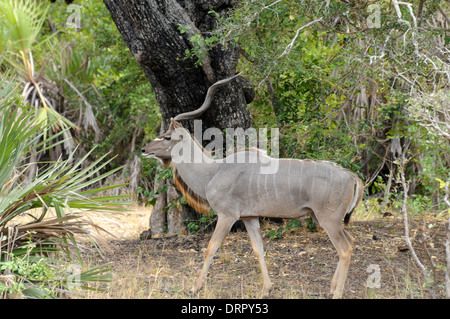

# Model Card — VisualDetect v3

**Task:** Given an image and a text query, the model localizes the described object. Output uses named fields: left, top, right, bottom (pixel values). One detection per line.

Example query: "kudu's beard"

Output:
left=142, top=152, right=172, bottom=167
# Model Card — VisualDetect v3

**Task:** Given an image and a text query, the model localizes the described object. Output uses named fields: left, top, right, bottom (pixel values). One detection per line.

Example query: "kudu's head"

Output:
left=141, top=120, right=182, bottom=163
left=141, top=74, right=240, bottom=164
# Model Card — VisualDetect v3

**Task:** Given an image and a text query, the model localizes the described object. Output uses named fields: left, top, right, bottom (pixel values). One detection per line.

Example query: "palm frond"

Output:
left=0, top=84, right=131, bottom=256
left=0, top=0, right=79, bottom=152
left=0, top=0, right=50, bottom=54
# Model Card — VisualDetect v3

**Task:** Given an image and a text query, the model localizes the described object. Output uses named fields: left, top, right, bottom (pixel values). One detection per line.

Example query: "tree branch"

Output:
left=278, top=18, right=323, bottom=58
left=398, top=155, right=432, bottom=286
left=163, top=0, right=216, bottom=83
left=443, top=181, right=450, bottom=298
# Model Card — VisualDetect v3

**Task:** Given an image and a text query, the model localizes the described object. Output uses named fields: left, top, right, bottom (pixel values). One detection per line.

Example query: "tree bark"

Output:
left=150, top=166, right=167, bottom=236
left=104, top=0, right=253, bottom=237
left=167, top=185, right=183, bottom=234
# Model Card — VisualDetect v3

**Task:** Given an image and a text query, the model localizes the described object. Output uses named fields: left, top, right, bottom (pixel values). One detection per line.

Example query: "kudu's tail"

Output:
left=344, top=177, right=364, bottom=226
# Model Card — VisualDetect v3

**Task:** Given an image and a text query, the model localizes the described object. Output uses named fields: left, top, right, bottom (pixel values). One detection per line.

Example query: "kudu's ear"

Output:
left=169, top=118, right=176, bottom=130
left=170, top=118, right=182, bottom=130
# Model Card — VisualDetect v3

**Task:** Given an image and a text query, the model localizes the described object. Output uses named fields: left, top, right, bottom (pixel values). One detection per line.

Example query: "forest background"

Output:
left=0, top=0, right=449, bottom=298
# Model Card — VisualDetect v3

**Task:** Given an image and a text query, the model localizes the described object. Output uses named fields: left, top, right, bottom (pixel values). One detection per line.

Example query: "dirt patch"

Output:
left=82, top=217, right=448, bottom=299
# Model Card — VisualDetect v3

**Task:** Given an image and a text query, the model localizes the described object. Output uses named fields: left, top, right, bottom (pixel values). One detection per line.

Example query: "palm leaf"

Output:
left=0, top=72, right=16, bottom=102
left=0, top=0, right=50, bottom=53
left=0, top=90, right=130, bottom=249
left=75, top=263, right=112, bottom=291
left=0, top=0, right=79, bottom=152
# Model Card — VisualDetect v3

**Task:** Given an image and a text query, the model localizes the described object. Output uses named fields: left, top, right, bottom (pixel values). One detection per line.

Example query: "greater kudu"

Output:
left=141, top=74, right=364, bottom=298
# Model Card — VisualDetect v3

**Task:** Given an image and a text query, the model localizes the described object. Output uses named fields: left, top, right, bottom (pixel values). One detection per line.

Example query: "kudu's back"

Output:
left=206, top=151, right=363, bottom=223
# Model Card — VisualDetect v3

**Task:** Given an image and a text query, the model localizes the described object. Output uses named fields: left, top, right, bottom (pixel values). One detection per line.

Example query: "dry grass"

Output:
left=72, top=204, right=448, bottom=299
left=77, top=206, right=315, bottom=299
left=83, top=204, right=151, bottom=241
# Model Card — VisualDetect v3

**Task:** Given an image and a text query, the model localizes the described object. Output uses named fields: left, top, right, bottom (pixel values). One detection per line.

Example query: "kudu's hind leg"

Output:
left=243, top=217, right=273, bottom=296
left=329, top=229, right=355, bottom=294
left=192, top=215, right=236, bottom=295
left=320, top=218, right=353, bottom=299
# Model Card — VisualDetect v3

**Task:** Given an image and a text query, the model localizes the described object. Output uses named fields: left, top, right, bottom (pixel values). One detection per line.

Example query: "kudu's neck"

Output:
left=170, top=130, right=218, bottom=214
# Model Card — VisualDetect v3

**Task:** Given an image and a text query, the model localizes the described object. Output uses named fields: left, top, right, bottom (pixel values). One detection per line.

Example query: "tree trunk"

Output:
left=104, top=0, right=253, bottom=237
left=150, top=166, right=167, bottom=236
left=167, top=185, right=183, bottom=234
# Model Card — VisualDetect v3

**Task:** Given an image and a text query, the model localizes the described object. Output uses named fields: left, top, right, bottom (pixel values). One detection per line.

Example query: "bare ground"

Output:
left=81, top=214, right=448, bottom=299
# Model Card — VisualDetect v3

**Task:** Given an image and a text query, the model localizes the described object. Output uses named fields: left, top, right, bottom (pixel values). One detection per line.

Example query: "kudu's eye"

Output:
left=164, top=136, right=171, bottom=141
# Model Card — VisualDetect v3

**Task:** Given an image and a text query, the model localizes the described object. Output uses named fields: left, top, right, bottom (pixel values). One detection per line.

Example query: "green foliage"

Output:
left=0, top=244, right=112, bottom=298
left=371, top=176, right=386, bottom=194
left=0, top=74, right=127, bottom=298
left=0, top=105, right=130, bottom=230
left=46, top=0, right=161, bottom=165
left=408, top=90, right=450, bottom=204
left=185, top=211, right=217, bottom=235
left=1, top=253, right=56, bottom=298
left=139, top=167, right=173, bottom=207
left=208, top=1, right=368, bottom=171
left=305, top=216, right=316, bottom=232
left=0, top=0, right=162, bottom=204
left=208, top=0, right=449, bottom=211
left=0, top=0, right=50, bottom=53
left=2, top=0, right=445, bottom=239
left=265, top=227, right=284, bottom=240
left=178, top=24, right=220, bottom=67
left=265, top=218, right=303, bottom=240
left=0, top=0, right=79, bottom=148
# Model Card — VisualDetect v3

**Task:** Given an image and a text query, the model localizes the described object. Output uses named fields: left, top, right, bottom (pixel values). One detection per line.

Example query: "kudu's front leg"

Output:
left=192, top=215, right=236, bottom=295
